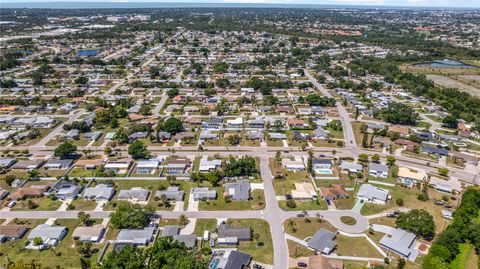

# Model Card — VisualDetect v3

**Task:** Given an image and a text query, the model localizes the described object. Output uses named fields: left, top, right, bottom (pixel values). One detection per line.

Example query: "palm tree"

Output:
left=287, top=220, right=296, bottom=233
left=178, top=214, right=189, bottom=226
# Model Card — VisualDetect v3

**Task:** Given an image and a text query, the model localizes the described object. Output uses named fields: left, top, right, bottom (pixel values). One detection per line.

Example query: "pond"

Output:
left=414, top=58, right=477, bottom=68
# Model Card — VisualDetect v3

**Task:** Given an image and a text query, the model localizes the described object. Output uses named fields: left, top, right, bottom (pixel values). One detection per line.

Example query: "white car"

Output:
left=7, top=200, right=17, bottom=208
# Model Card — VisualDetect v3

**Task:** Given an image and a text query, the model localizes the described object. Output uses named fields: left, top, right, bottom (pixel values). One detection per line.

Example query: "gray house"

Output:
left=217, top=224, right=251, bottom=245
left=27, top=224, right=67, bottom=248
left=49, top=180, right=82, bottom=200
left=83, top=184, right=115, bottom=201
left=307, top=228, right=336, bottom=254
left=356, top=184, right=390, bottom=204
left=117, top=227, right=155, bottom=246
left=224, top=180, right=250, bottom=201
left=192, top=187, right=217, bottom=201
left=379, top=228, right=418, bottom=261
left=155, top=186, right=184, bottom=201
left=369, top=163, right=389, bottom=178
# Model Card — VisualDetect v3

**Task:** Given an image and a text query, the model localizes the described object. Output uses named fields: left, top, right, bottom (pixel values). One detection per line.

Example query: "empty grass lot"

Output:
left=335, top=235, right=383, bottom=258
left=11, top=196, right=62, bottom=211
left=283, top=217, right=336, bottom=240
left=287, top=240, right=314, bottom=258
left=193, top=219, right=217, bottom=237
left=227, top=219, right=273, bottom=264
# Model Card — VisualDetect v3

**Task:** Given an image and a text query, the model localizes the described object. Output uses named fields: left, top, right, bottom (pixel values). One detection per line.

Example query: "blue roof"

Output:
left=76, top=50, right=98, bottom=57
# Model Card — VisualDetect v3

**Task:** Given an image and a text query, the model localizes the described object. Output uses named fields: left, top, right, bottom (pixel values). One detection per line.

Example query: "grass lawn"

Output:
left=287, top=240, right=314, bottom=258
left=68, top=168, right=97, bottom=178
left=362, top=184, right=452, bottom=234
left=450, top=243, right=478, bottom=269
left=0, top=219, right=103, bottom=269
left=279, top=199, right=327, bottom=211
left=266, top=139, right=284, bottom=147
left=343, top=261, right=370, bottom=269
left=335, top=235, right=383, bottom=258
left=283, top=217, right=336, bottom=240
left=12, top=197, right=63, bottom=211
left=199, top=189, right=265, bottom=211
left=333, top=191, right=356, bottom=210
left=227, top=219, right=273, bottom=264
left=68, top=198, right=97, bottom=211
left=193, top=219, right=217, bottom=237
left=270, top=159, right=312, bottom=195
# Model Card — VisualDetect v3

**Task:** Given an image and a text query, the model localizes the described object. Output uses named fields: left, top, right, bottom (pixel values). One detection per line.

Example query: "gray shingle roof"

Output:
left=307, top=228, right=336, bottom=254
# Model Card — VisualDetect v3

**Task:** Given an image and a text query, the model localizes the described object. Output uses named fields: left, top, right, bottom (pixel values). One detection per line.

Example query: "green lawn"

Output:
left=12, top=197, right=63, bottom=211
left=279, top=199, right=327, bottom=211
left=0, top=219, right=104, bottom=269
left=227, top=219, right=273, bottom=264
left=335, top=235, right=383, bottom=258
left=283, top=217, right=337, bottom=240
left=451, top=243, right=478, bottom=269
left=68, top=198, right=97, bottom=211
left=199, top=189, right=265, bottom=211
left=193, top=219, right=217, bottom=237
left=287, top=240, right=314, bottom=258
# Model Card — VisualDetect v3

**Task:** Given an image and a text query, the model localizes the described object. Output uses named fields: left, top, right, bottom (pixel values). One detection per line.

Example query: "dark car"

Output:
left=285, top=194, right=293, bottom=200
left=253, top=264, right=262, bottom=269
left=298, top=262, right=308, bottom=267
left=296, top=213, right=305, bottom=218
left=444, top=204, right=453, bottom=208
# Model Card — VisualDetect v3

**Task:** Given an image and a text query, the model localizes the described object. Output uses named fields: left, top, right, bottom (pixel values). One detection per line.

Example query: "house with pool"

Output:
left=312, top=158, right=334, bottom=175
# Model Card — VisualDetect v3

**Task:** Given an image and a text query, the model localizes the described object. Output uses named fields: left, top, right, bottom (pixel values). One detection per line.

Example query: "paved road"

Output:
left=153, top=94, right=169, bottom=117
left=305, top=69, right=358, bottom=150
left=34, top=109, right=85, bottom=147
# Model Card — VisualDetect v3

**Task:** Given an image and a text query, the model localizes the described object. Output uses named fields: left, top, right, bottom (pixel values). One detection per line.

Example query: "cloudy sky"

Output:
left=2, top=0, right=479, bottom=8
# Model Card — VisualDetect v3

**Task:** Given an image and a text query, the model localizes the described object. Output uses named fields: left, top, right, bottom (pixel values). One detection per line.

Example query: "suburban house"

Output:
left=116, top=227, right=155, bottom=246
left=369, top=163, right=389, bottom=178
left=27, top=224, right=67, bottom=249
left=340, top=162, right=363, bottom=173
left=43, top=159, right=73, bottom=170
left=83, top=184, right=115, bottom=201
left=165, top=159, right=190, bottom=175
left=155, top=186, right=185, bottom=201
left=117, top=187, right=150, bottom=202
left=12, top=159, right=44, bottom=170
left=356, top=184, right=390, bottom=204
left=398, top=167, right=427, bottom=188
left=72, top=224, right=106, bottom=243
left=422, top=145, right=449, bottom=156
left=282, top=158, right=305, bottom=171
left=198, top=156, right=222, bottom=172
left=136, top=159, right=160, bottom=174
left=161, top=225, right=197, bottom=248
left=287, top=118, right=309, bottom=128
left=268, top=132, right=287, bottom=140
left=0, top=225, right=28, bottom=242
left=312, top=159, right=334, bottom=175
left=307, top=228, right=337, bottom=254
left=104, top=159, right=132, bottom=174
left=49, top=180, right=82, bottom=200
left=0, top=158, right=16, bottom=169
left=192, top=187, right=217, bottom=201
left=319, top=185, right=349, bottom=201
left=210, top=250, right=252, bottom=269
left=227, top=117, right=243, bottom=128
left=388, top=125, right=410, bottom=137
left=8, top=185, right=49, bottom=200
left=75, top=158, right=105, bottom=170
left=224, top=180, right=251, bottom=201
left=217, top=224, right=251, bottom=245
left=379, top=228, right=418, bottom=261
left=291, top=182, right=317, bottom=200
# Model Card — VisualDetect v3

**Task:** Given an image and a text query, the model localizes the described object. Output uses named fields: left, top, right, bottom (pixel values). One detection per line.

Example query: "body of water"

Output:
left=414, top=58, right=478, bottom=68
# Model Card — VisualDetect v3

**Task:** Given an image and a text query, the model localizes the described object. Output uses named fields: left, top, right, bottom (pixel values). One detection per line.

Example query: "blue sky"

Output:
left=2, top=0, right=479, bottom=8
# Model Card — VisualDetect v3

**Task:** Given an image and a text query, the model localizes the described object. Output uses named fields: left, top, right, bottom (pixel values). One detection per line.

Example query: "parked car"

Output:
left=7, top=200, right=16, bottom=208
left=253, top=264, right=262, bottom=269
left=285, top=194, right=293, bottom=200
left=298, top=262, right=307, bottom=267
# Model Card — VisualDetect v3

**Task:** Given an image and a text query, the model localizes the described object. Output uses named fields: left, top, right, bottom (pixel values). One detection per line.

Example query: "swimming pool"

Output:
left=209, top=258, right=220, bottom=269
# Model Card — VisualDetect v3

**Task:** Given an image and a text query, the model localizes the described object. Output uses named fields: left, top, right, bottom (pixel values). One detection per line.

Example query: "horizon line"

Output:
left=1, top=1, right=480, bottom=9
